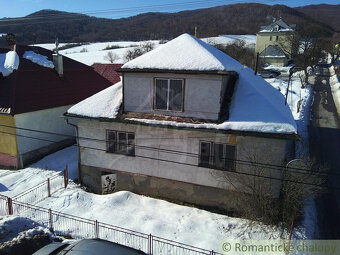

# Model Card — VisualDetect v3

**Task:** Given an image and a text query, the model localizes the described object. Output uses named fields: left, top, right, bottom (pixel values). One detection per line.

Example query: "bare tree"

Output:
left=212, top=147, right=327, bottom=229
left=103, top=51, right=119, bottom=63
left=213, top=39, right=255, bottom=67
left=124, top=42, right=155, bottom=62
left=280, top=24, right=328, bottom=82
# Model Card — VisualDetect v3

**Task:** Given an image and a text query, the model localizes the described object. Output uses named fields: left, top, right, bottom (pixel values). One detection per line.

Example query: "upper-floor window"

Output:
left=154, top=78, right=184, bottom=111
left=106, top=130, right=135, bottom=156
left=199, top=141, right=236, bottom=171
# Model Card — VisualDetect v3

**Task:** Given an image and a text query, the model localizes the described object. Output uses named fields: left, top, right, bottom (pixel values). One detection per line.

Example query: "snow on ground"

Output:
left=0, top=146, right=77, bottom=197
left=0, top=146, right=289, bottom=251
left=202, top=34, right=256, bottom=47
left=35, top=40, right=160, bottom=66
left=0, top=216, right=53, bottom=243
left=34, top=34, right=255, bottom=66
left=35, top=184, right=284, bottom=250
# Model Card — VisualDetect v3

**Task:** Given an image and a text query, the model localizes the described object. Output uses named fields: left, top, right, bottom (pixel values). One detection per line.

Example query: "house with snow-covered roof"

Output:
left=0, top=41, right=112, bottom=169
left=255, top=19, right=295, bottom=66
left=65, top=33, right=297, bottom=213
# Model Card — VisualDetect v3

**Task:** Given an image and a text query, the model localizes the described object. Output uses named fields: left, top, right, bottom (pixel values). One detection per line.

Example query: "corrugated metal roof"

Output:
left=92, top=63, right=122, bottom=84
left=0, top=45, right=112, bottom=115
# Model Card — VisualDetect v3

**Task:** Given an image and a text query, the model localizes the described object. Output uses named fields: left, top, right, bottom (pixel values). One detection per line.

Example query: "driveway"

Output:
left=309, top=65, right=340, bottom=239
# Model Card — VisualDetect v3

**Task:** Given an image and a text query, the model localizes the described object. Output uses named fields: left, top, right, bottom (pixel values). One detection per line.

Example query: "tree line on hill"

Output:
left=0, top=3, right=338, bottom=45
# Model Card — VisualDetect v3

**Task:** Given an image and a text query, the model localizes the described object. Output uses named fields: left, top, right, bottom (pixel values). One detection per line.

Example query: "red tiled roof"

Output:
left=0, top=45, right=112, bottom=115
left=92, top=63, right=122, bottom=84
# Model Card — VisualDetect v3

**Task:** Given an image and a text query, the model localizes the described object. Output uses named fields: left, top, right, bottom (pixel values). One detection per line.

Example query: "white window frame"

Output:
left=106, top=130, right=135, bottom=156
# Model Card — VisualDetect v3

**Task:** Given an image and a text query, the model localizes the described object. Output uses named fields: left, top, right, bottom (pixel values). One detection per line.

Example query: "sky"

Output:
left=0, top=0, right=338, bottom=19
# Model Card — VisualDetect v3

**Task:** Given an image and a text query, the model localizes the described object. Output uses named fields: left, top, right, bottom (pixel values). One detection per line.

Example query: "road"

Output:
left=309, top=64, right=340, bottom=239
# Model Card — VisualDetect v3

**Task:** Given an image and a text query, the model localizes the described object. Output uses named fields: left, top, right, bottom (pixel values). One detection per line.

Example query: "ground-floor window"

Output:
left=106, top=130, right=135, bottom=156
left=199, top=141, right=236, bottom=171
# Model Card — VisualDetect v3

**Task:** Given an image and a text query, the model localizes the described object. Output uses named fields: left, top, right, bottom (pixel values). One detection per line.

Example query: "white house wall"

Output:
left=123, top=72, right=224, bottom=120
left=15, top=105, right=75, bottom=155
left=77, top=119, right=288, bottom=197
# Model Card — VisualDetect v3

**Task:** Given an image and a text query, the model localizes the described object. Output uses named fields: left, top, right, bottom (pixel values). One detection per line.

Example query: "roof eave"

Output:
left=64, top=113, right=299, bottom=141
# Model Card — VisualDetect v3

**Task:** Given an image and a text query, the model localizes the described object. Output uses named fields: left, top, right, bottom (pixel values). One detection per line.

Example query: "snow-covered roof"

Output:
left=259, top=45, right=286, bottom=58
left=259, top=19, right=294, bottom=33
left=67, top=34, right=297, bottom=136
left=0, top=51, right=19, bottom=77
left=121, top=33, right=243, bottom=72
left=67, top=80, right=122, bottom=119
left=23, top=51, right=54, bottom=68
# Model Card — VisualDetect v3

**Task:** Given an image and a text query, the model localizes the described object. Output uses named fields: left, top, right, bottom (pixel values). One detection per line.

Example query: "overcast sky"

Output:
left=1, top=0, right=338, bottom=19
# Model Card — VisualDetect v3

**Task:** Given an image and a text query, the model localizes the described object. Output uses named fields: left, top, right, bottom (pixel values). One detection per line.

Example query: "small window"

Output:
left=276, top=36, right=279, bottom=41
left=155, top=78, right=183, bottom=111
left=270, top=35, right=272, bottom=41
left=106, top=130, right=135, bottom=156
left=199, top=141, right=236, bottom=171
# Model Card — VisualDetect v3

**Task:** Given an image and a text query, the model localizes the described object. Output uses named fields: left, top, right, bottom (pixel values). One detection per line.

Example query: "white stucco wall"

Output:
left=15, top=105, right=75, bottom=155
left=123, top=72, right=225, bottom=120
left=76, top=119, right=288, bottom=196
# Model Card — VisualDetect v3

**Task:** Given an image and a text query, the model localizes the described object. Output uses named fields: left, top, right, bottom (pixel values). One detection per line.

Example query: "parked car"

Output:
left=33, top=239, right=146, bottom=255
left=258, top=69, right=281, bottom=78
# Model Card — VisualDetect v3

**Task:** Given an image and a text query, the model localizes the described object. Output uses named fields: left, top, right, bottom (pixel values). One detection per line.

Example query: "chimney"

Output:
left=194, top=26, right=199, bottom=38
left=6, top=33, right=16, bottom=51
left=52, top=37, right=63, bottom=77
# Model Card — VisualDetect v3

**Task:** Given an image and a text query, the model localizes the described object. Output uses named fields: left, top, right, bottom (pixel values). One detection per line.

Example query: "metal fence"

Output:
left=10, top=200, right=218, bottom=255
left=12, top=167, right=67, bottom=213
left=0, top=165, right=220, bottom=254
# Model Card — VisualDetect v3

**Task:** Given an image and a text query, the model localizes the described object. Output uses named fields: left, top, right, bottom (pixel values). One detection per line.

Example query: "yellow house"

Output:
left=255, top=19, right=295, bottom=66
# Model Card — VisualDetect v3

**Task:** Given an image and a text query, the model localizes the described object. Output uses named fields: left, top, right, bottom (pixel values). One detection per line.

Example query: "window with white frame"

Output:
left=154, top=78, right=184, bottom=111
left=199, top=141, right=236, bottom=171
left=106, top=130, right=135, bottom=156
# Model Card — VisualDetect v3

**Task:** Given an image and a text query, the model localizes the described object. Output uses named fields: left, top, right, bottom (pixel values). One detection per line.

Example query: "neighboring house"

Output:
left=92, top=63, right=122, bottom=84
left=255, top=19, right=295, bottom=66
left=0, top=44, right=112, bottom=169
left=65, top=34, right=297, bottom=212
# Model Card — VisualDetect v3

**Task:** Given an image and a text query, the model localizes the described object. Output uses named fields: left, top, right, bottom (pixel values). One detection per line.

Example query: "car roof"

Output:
left=33, top=239, right=146, bottom=255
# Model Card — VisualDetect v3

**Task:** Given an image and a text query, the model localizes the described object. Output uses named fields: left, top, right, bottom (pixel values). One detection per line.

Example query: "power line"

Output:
left=0, top=129, right=338, bottom=191
left=0, top=123, right=336, bottom=177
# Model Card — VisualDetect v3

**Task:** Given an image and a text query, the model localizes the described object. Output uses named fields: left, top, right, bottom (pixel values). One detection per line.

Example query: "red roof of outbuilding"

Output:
left=0, top=45, right=112, bottom=115
left=92, top=63, right=122, bottom=84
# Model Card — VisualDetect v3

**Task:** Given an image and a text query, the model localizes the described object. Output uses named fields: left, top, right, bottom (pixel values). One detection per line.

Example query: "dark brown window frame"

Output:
left=198, top=141, right=236, bottom=171
left=153, top=77, right=185, bottom=112
left=106, top=130, right=135, bottom=156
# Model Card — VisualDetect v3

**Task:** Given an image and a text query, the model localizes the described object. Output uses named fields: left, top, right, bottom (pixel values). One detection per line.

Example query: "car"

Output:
left=33, top=239, right=146, bottom=255
left=258, top=69, right=281, bottom=78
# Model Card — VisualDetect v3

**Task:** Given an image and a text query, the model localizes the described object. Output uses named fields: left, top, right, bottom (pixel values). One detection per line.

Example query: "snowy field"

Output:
left=34, top=35, right=256, bottom=66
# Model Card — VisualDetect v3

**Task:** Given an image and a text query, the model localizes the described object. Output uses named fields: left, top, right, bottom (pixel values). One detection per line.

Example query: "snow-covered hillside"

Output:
left=34, top=35, right=256, bottom=66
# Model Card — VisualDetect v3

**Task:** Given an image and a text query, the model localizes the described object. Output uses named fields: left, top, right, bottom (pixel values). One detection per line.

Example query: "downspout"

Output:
left=65, top=117, right=82, bottom=184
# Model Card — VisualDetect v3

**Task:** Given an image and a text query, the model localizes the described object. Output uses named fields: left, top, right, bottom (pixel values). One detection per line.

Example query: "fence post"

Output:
left=148, top=234, right=153, bottom=255
left=49, top=208, right=54, bottom=234
left=64, top=164, right=69, bottom=188
left=94, top=220, right=99, bottom=239
left=47, top=178, right=51, bottom=197
left=210, top=250, right=215, bottom=255
left=7, top=197, right=13, bottom=215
